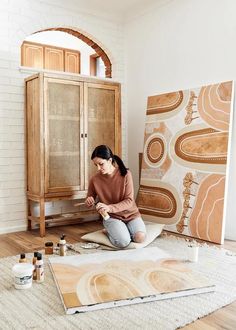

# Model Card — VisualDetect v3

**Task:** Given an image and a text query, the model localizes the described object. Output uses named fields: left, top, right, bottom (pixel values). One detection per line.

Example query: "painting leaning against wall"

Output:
left=137, top=81, right=234, bottom=244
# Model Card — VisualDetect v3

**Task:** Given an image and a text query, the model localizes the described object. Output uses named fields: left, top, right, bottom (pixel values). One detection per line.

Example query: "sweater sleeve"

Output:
left=86, top=178, right=97, bottom=199
left=108, top=171, right=135, bottom=213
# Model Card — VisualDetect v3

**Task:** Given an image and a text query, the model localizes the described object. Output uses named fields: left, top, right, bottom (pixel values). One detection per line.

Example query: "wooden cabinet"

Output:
left=25, top=72, right=121, bottom=236
left=44, top=46, right=64, bottom=71
left=21, top=42, right=44, bottom=69
left=21, top=41, right=81, bottom=74
left=65, top=50, right=80, bottom=74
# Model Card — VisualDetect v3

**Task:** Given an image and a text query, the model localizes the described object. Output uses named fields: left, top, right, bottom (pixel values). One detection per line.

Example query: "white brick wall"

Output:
left=0, top=0, right=126, bottom=234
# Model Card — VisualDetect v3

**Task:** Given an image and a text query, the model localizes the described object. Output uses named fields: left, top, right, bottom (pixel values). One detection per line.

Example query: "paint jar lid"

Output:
left=45, top=241, right=53, bottom=247
left=37, top=253, right=42, bottom=260
left=20, top=253, right=25, bottom=259
left=12, top=263, right=34, bottom=275
left=33, top=251, right=38, bottom=257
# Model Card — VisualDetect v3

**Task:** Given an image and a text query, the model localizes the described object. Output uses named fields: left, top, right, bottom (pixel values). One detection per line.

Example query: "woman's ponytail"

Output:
left=91, top=145, right=128, bottom=176
left=113, top=155, right=128, bottom=176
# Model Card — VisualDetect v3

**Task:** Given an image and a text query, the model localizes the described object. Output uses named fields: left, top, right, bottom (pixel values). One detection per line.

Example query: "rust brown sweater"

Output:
left=87, top=168, right=140, bottom=222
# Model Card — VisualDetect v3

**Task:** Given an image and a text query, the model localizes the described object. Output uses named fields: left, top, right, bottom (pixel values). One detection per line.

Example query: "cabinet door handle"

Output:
left=85, top=133, right=88, bottom=138
left=81, top=133, right=83, bottom=138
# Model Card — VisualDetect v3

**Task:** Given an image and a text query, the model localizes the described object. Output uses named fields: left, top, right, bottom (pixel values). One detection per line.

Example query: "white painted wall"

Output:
left=125, top=0, right=236, bottom=240
left=0, top=0, right=126, bottom=234
left=1, top=0, right=236, bottom=240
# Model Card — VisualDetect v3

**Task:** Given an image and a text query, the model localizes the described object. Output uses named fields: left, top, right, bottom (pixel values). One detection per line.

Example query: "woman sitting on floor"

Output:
left=85, top=145, right=146, bottom=248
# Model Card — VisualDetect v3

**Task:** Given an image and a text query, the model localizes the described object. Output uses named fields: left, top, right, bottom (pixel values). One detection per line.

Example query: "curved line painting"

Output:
left=147, top=91, right=184, bottom=114
left=137, top=185, right=178, bottom=223
left=142, top=123, right=172, bottom=178
left=147, top=90, right=190, bottom=120
left=144, top=133, right=167, bottom=168
left=49, top=248, right=214, bottom=314
left=138, top=80, right=233, bottom=244
left=198, top=82, right=232, bottom=131
left=188, top=174, right=225, bottom=243
left=146, top=137, right=165, bottom=164
left=174, top=128, right=228, bottom=164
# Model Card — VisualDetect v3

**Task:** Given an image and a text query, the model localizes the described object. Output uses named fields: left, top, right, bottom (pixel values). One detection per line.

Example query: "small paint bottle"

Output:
left=100, top=211, right=110, bottom=221
left=36, top=253, right=44, bottom=283
left=59, top=234, right=67, bottom=256
left=32, top=251, right=38, bottom=281
left=19, top=253, right=28, bottom=263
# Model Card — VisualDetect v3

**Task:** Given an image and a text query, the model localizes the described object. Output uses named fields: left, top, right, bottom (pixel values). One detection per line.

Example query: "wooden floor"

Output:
left=1, top=220, right=235, bottom=330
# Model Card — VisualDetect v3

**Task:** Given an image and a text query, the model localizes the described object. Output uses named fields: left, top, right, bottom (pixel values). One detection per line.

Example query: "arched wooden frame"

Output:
left=35, top=27, right=112, bottom=78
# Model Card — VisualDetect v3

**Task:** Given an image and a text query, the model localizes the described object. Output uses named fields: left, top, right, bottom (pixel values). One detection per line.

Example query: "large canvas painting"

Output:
left=49, top=247, right=214, bottom=314
left=137, top=81, right=234, bottom=244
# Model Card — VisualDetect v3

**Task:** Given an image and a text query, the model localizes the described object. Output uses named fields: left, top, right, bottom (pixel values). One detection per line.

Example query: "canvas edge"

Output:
left=221, top=80, right=235, bottom=244
left=48, top=260, right=68, bottom=314
left=66, top=285, right=215, bottom=314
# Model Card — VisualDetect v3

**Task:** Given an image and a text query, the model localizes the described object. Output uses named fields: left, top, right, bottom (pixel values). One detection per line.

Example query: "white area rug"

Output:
left=0, top=235, right=236, bottom=330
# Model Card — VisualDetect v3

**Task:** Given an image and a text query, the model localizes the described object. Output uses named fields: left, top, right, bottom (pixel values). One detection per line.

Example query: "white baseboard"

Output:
left=0, top=225, right=27, bottom=235
left=224, top=233, right=236, bottom=241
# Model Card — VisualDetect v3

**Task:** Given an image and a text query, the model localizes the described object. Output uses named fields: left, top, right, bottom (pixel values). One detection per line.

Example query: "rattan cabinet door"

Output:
left=84, top=83, right=121, bottom=184
left=44, top=78, right=84, bottom=194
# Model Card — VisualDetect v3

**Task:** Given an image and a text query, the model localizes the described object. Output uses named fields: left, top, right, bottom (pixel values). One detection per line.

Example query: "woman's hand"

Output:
left=96, top=202, right=110, bottom=214
left=85, top=196, right=95, bottom=207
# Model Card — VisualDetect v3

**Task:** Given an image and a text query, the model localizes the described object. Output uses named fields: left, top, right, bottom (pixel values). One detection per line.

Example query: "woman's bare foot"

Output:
left=102, top=228, right=107, bottom=235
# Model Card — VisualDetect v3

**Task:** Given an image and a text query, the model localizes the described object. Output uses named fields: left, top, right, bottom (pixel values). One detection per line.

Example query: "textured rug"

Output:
left=0, top=235, right=236, bottom=330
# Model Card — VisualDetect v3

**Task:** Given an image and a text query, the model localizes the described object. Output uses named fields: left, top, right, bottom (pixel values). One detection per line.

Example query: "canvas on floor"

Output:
left=137, top=81, right=234, bottom=244
left=49, top=247, right=214, bottom=314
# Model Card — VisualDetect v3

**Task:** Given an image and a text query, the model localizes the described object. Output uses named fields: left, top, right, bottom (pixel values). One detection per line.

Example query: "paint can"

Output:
left=12, top=263, right=34, bottom=289
left=45, top=241, right=54, bottom=255
left=187, top=245, right=199, bottom=262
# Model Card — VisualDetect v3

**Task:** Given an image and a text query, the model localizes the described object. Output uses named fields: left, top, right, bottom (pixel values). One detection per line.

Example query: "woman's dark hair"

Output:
left=91, top=145, right=128, bottom=176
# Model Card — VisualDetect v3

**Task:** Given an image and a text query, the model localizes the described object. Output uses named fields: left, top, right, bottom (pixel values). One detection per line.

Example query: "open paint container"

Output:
left=12, top=263, right=34, bottom=289
left=187, top=245, right=199, bottom=262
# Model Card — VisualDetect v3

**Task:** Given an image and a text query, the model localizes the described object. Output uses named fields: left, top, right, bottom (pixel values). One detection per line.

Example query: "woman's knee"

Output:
left=110, top=236, right=131, bottom=248
left=133, top=231, right=146, bottom=243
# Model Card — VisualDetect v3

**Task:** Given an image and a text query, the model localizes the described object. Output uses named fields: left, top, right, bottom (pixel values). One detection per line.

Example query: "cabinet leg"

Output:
left=39, top=198, right=45, bottom=237
left=27, top=200, right=32, bottom=231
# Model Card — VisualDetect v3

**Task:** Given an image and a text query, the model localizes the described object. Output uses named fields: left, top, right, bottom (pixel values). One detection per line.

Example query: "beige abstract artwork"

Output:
left=137, top=81, right=234, bottom=244
left=49, top=248, right=214, bottom=314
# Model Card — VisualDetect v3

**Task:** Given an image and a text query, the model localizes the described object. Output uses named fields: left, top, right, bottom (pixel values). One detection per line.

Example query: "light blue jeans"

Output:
left=103, top=217, right=146, bottom=248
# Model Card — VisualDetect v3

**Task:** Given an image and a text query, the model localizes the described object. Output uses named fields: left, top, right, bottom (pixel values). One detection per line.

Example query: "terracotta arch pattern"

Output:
left=147, top=91, right=184, bottom=115
left=188, top=174, right=225, bottom=243
left=137, top=185, right=177, bottom=221
left=174, top=128, right=228, bottom=164
left=138, top=80, right=233, bottom=244
left=197, top=82, right=232, bottom=131
left=50, top=255, right=212, bottom=312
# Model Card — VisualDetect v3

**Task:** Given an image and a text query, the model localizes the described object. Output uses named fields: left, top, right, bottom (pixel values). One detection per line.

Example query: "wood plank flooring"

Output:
left=0, top=221, right=235, bottom=330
